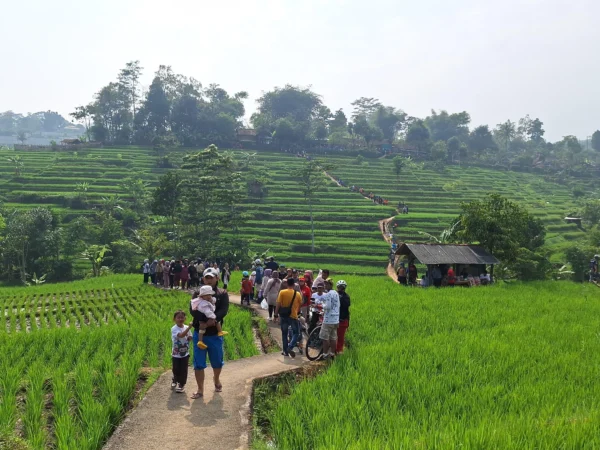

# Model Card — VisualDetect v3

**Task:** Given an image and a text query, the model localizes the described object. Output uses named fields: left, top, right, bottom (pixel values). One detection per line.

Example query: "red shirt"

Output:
left=241, top=279, right=253, bottom=294
left=300, top=285, right=311, bottom=306
left=447, top=268, right=455, bottom=284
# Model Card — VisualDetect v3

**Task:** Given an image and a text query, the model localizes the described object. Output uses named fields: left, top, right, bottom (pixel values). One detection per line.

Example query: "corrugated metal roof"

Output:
left=395, top=243, right=499, bottom=265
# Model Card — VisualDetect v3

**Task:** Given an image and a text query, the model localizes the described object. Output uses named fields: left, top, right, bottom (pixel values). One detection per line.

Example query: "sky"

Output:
left=1, top=0, right=599, bottom=141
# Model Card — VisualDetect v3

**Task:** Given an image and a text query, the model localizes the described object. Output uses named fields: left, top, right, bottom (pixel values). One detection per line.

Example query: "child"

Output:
left=171, top=310, right=192, bottom=393
left=240, top=271, right=252, bottom=305
left=191, top=286, right=228, bottom=350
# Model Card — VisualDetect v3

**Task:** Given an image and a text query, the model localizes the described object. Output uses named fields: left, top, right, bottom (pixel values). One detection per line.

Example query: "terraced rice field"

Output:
left=0, top=147, right=587, bottom=270
left=0, top=275, right=257, bottom=449
left=328, top=157, right=587, bottom=261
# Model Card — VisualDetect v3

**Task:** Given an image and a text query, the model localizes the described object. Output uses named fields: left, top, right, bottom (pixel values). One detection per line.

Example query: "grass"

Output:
left=260, top=277, right=600, bottom=449
left=0, top=274, right=258, bottom=449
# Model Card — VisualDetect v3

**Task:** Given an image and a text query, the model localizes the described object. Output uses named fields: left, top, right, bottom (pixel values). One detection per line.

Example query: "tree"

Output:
left=81, top=244, right=111, bottom=278
left=392, top=156, right=406, bottom=180
left=350, top=97, right=382, bottom=119
left=424, top=110, right=470, bottom=142
left=451, top=194, right=546, bottom=279
left=446, top=136, right=461, bottom=161
left=4, top=207, right=62, bottom=284
left=562, top=135, right=582, bottom=154
left=518, top=115, right=545, bottom=143
left=74, top=182, right=90, bottom=201
left=580, top=199, right=600, bottom=226
left=151, top=171, right=184, bottom=232
left=373, top=106, right=406, bottom=142
left=294, top=158, right=332, bottom=254
left=468, top=125, right=497, bottom=156
left=16, top=130, right=27, bottom=144
left=329, top=109, right=348, bottom=131
left=591, top=130, right=600, bottom=152
left=70, top=105, right=93, bottom=141
left=180, top=145, right=246, bottom=258
left=251, top=85, right=323, bottom=144
left=119, top=176, right=149, bottom=212
left=405, top=120, right=430, bottom=152
left=118, top=60, right=143, bottom=121
left=494, top=120, right=517, bottom=152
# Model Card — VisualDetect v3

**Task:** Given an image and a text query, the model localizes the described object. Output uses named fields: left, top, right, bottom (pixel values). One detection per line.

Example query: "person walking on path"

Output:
left=150, top=260, right=158, bottom=285
left=274, top=278, right=301, bottom=358
left=336, top=280, right=350, bottom=354
left=163, top=260, right=171, bottom=288
left=156, top=259, right=164, bottom=286
left=171, top=310, right=192, bottom=393
left=263, top=271, right=281, bottom=320
left=320, top=279, right=340, bottom=360
left=142, top=259, right=150, bottom=284
left=221, top=263, right=231, bottom=289
left=189, top=267, right=229, bottom=399
left=180, top=261, right=190, bottom=290
left=173, top=260, right=183, bottom=289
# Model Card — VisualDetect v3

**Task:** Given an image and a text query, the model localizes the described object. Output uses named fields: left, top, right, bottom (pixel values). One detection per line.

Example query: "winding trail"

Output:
left=325, top=170, right=399, bottom=283
left=104, top=295, right=307, bottom=450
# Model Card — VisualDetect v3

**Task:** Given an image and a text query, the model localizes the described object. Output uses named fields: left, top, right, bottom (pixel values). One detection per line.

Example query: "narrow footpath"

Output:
left=104, top=295, right=307, bottom=450
left=325, top=170, right=399, bottom=283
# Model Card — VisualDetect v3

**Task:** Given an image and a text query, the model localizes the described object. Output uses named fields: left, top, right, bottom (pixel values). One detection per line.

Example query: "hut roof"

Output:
left=395, top=243, right=499, bottom=265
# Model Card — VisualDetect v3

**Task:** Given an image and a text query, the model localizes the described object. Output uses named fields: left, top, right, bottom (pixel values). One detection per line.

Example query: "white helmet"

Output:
left=255, top=258, right=262, bottom=265
left=203, top=268, right=219, bottom=279
left=336, top=280, right=347, bottom=288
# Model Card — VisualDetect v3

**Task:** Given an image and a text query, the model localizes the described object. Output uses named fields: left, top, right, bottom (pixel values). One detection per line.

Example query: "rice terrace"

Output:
left=2, top=4, right=600, bottom=448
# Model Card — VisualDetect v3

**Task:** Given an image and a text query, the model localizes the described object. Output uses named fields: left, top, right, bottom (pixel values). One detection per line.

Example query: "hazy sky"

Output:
left=2, top=0, right=599, bottom=141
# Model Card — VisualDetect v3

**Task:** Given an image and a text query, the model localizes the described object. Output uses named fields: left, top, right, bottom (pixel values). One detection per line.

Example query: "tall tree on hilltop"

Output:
left=151, top=171, right=184, bottom=234
left=373, top=106, right=406, bottom=142
left=468, top=125, right=497, bottom=156
left=424, top=110, right=470, bottom=142
left=251, top=85, right=323, bottom=143
left=118, top=60, right=143, bottom=122
left=405, top=120, right=431, bottom=152
left=494, top=120, right=517, bottom=153
left=350, top=97, right=382, bottom=119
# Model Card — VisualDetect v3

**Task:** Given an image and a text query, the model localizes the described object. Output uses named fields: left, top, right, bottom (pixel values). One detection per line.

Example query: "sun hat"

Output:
left=203, top=267, right=219, bottom=278
left=199, top=285, right=215, bottom=296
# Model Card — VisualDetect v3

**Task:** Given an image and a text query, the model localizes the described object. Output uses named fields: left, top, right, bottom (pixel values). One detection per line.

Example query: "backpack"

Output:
left=278, top=291, right=297, bottom=318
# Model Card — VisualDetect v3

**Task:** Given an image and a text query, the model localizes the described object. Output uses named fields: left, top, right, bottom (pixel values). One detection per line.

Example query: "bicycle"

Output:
left=305, top=305, right=324, bottom=361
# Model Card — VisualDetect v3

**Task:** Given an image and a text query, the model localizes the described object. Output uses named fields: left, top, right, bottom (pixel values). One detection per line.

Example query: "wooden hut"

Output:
left=395, top=243, right=499, bottom=284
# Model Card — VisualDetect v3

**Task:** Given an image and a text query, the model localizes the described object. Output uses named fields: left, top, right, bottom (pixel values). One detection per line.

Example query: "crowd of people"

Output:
left=142, top=259, right=232, bottom=290
left=167, top=257, right=351, bottom=398
left=396, top=262, right=491, bottom=287
left=349, top=185, right=391, bottom=206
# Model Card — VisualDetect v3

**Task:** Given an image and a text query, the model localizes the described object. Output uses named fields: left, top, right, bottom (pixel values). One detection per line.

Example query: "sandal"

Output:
left=214, top=384, right=223, bottom=393
left=191, top=392, right=203, bottom=399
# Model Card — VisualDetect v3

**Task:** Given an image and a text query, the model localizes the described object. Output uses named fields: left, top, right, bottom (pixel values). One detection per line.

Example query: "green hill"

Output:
left=0, top=146, right=588, bottom=274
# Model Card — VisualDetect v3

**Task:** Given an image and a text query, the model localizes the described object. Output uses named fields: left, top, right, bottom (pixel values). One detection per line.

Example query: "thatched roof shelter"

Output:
left=395, top=243, right=499, bottom=265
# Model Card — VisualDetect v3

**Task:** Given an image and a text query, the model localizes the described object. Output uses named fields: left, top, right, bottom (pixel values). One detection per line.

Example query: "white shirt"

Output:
left=322, top=290, right=340, bottom=325
left=171, top=325, right=190, bottom=358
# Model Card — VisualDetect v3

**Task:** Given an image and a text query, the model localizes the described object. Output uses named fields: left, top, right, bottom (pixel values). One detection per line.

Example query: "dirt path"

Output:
left=325, top=168, right=399, bottom=283
left=104, top=295, right=306, bottom=450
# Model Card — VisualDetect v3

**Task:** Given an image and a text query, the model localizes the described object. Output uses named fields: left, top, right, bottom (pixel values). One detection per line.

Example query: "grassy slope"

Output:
left=268, top=277, right=600, bottom=449
left=0, top=147, right=587, bottom=271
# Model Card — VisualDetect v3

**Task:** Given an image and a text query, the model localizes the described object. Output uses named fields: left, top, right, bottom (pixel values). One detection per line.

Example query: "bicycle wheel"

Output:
left=305, top=326, right=323, bottom=361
